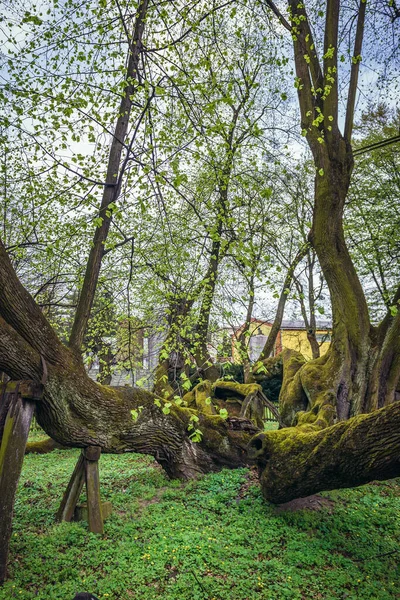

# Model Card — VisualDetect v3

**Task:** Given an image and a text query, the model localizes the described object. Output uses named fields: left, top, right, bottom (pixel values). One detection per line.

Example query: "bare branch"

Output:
left=344, top=0, right=367, bottom=142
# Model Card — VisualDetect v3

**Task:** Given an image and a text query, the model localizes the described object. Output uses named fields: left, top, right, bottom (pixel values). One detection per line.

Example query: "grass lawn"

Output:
left=1, top=433, right=399, bottom=600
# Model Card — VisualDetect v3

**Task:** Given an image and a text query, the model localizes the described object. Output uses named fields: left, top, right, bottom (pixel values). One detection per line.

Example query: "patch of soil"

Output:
left=135, top=486, right=169, bottom=513
left=275, top=494, right=335, bottom=513
left=135, top=482, right=184, bottom=514
left=236, top=467, right=259, bottom=501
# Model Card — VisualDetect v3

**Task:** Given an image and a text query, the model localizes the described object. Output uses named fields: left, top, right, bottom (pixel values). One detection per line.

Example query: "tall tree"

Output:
left=248, top=0, right=400, bottom=500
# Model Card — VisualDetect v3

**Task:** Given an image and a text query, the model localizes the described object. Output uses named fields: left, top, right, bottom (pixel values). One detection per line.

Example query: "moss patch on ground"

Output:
left=1, top=432, right=399, bottom=600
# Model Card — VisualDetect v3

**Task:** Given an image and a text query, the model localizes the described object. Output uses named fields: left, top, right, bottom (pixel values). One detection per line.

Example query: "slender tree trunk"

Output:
left=153, top=296, right=194, bottom=397
left=257, top=244, right=309, bottom=363
left=235, top=274, right=255, bottom=382
left=306, top=250, right=321, bottom=359
left=193, top=235, right=224, bottom=383
left=69, top=0, right=149, bottom=353
left=97, top=344, right=113, bottom=385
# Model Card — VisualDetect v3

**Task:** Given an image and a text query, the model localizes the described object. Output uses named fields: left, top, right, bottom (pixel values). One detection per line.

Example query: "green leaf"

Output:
left=219, top=408, right=228, bottom=420
left=162, top=402, right=172, bottom=415
left=181, top=379, right=192, bottom=391
left=189, top=429, right=202, bottom=442
left=22, top=14, right=43, bottom=26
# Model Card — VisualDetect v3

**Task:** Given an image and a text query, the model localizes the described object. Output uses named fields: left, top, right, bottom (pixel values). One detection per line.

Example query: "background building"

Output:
left=232, top=318, right=332, bottom=362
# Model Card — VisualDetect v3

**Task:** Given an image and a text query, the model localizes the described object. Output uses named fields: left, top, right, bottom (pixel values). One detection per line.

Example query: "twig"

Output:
left=353, top=549, right=399, bottom=562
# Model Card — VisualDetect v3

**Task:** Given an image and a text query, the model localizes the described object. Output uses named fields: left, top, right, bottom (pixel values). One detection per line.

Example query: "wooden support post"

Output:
left=56, top=453, right=85, bottom=522
left=83, top=446, right=103, bottom=534
left=57, top=446, right=104, bottom=534
left=0, top=388, right=35, bottom=584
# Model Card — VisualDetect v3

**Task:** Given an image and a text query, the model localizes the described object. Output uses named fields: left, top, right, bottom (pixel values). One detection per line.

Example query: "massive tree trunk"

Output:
left=256, top=0, right=400, bottom=503
left=248, top=140, right=400, bottom=501
left=248, top=399, right=400, bottom=503
left=0, top=241, right=257, bottom=478
left=0, top=315, right=256, bottom=480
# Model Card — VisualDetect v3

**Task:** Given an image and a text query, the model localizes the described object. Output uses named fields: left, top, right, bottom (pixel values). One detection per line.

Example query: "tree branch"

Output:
left=0, top=240, right=64, bottom=362
left=344, top=0, right=367, bottom=142
left=323, top=0, right=340, bottom=128
left=257, top=242, right=309, bottom=362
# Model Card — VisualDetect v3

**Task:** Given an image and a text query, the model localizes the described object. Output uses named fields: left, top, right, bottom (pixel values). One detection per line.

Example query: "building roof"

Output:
left=233, top=317, right=332, bottom=335
left=280, top=319, right=332, bottom=330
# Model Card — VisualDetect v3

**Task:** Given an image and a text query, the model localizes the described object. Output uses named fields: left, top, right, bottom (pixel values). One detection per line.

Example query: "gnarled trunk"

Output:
left=1, top=331, right=257, bottom=479
left=250, top=152, right=399, bottom=503
left=249, top=400, right=400, bottom=503
left=0, top=240, right=257, bottom=478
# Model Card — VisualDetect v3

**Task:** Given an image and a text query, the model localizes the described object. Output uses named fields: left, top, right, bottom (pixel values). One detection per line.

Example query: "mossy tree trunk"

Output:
left=249, top=400, right=400, bottom=503
left=0, top=242, right=257, bottom=479
left=252, top=0, right=400, bottom=502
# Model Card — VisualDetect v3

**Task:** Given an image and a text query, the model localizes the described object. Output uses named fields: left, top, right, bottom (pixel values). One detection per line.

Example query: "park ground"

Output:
left=1, top=432, right=399, bottom=600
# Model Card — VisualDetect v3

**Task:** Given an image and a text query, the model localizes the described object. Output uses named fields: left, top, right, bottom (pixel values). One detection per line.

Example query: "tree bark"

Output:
left=0, top=328, right=257, bottom=479
left=0, top=234, right=258, bottom=477
left=249, top=400, right=400, bottom=503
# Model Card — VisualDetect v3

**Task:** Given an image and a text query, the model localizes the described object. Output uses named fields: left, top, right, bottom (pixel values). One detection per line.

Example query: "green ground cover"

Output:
left=1, top=433, right=399, bottom=600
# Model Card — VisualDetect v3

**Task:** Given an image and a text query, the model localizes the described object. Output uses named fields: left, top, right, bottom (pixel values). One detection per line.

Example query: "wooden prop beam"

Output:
left=0, top=383, right=37, bottom=583
left=56, top=453, right=85, bottom=523
left=57, top=446, right=105, bottom=534
left=83, top=446, right=104, bottom=534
